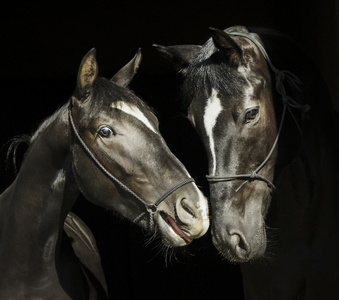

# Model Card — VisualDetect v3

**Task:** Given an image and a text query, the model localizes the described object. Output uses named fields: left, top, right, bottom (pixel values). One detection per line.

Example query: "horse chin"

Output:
left=156, top=211, right=193, bottom=247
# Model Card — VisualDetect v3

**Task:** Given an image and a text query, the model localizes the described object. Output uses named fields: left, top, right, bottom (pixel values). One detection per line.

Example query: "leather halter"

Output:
left=68, top=103, right=194, bottom=231
left=206, top=31, right=310, bottom=191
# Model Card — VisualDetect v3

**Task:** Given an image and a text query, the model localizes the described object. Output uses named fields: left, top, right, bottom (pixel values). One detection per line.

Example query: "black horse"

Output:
left=0, top=49, right=209, bottom=299
left=155, top=25, right=339, bottom=299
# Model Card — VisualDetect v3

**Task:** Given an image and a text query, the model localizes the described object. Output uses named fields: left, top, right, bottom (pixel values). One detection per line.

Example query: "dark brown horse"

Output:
left=155, top=25, right=339, bottom=299
left=0, top=49, right=209, bottom=299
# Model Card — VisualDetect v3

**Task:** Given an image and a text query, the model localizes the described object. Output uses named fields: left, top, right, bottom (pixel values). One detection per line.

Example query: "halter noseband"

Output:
left=68, top=104, right=195, bottom=231
left=206, top=30, right=310, bottom=191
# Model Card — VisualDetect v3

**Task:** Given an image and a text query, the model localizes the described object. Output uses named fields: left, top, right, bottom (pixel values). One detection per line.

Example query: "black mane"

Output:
left=5, top=134, right=31, bottom=175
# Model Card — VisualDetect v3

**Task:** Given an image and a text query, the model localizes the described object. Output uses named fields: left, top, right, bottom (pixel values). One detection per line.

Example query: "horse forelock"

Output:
left=84, top=77, right=156, bottom=122
left=181, top=39, right=246, bottom=111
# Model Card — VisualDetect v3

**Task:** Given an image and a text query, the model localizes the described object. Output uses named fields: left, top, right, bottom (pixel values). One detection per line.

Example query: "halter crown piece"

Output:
left=68, top=103, right=195, bottom=231
left=206, top=30, right=310, bottom=191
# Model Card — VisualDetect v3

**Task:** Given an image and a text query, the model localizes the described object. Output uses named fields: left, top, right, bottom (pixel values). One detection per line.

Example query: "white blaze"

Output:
left=112, top=101, right=157, bottom=133
left=203, top=89, right=223, bottom=175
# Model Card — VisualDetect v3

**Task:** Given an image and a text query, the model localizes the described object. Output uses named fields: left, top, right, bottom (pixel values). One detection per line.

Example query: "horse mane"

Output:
left=5, top=103, right=69, bottom=176
left=5, top=134, right=31, bottom=175
left=248, top=27, right=292, bottom=39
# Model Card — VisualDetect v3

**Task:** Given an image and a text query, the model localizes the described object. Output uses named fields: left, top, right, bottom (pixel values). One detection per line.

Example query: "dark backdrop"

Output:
left=1, top=1, right=338, bottom=299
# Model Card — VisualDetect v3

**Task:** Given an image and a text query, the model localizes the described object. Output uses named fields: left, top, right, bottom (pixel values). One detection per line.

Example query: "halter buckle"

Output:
left=146, top=204, right=157, bottom=214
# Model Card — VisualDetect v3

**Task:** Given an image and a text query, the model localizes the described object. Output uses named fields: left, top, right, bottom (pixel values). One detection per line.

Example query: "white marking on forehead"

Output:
left=203, top=88, right=223, bottom=175
left=238, top=66, right=255, bottom=103
left=112, top=101, right=157, bottom=133
left=244, top=84, right=254, bottom=102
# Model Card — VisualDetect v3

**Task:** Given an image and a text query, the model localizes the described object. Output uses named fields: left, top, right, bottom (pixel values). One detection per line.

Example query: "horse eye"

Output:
left=99, top=126, right=115, bottom=138
left=245, top=109, right=259, bottom=124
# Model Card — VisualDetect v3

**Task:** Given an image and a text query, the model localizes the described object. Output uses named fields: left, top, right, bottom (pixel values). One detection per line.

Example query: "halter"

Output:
left=68, top=103, right=195, bottom=231
left=206, top=30, right=310, bottom=191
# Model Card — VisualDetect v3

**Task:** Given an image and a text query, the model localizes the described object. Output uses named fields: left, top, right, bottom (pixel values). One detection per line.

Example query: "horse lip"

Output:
left=160, top=211, right=193, bottom=243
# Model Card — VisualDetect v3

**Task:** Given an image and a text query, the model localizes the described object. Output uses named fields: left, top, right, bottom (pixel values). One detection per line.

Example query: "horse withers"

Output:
left=0, top=48, right=209, bottom=299
left=155, top=25, right=339, bottom=299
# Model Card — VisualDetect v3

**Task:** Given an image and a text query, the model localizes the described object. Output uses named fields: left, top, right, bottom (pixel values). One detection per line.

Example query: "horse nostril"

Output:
left=237, top=235, right=247, bottom=251
left=180, top=198, right=196, bottom=218
left=230, top=233, right=250, bottom=258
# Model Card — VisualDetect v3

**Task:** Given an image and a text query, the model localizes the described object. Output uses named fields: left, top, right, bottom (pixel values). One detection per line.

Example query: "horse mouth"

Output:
left=160, top=212, right=193, bottom=244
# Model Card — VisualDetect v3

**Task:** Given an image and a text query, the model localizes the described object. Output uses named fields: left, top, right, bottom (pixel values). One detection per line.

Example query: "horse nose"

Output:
left=176, top=197, right=209, bottom=238
left=212, top=224, right=266, bottom=262
left=229, top=232, right=251, bottom=260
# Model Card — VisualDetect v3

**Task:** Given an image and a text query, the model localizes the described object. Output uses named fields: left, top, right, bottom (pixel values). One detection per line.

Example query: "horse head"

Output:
left=154, top=26, right=281, bottom=261
left=70, top=49, right=209, bottom=247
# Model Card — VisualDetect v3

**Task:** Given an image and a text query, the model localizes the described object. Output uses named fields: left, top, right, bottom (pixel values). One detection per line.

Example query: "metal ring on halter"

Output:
left=206, top=30, right=310, bottom=192
left=135, top=177, right=195, bottom=231
left=146, top=204, right=157, bottom=214
left=68, top=102, right=195, bottom=231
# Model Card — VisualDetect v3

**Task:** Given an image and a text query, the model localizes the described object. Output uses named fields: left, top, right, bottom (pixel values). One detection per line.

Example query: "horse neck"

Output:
left=0, top=104, right=78, bottom=269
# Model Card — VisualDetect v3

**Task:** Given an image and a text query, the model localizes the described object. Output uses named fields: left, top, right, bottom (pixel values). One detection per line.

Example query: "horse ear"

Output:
left=77, top=48, right=98, bottom=99
left=153, top=44, right=202, bottom=70
left=209, top=27, right=243, bottom=65
left=111, top=48, right=142, bottom=87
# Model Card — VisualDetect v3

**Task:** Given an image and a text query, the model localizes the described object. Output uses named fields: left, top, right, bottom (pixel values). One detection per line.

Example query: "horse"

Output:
left=154, top=25, right=339, bottom=299
left=0, top=48, right=209, bottom=299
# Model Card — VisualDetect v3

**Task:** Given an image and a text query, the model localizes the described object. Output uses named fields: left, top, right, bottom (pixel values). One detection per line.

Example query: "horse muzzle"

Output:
left=156, top=190, right=209, bottom=247
left=211, top=218, right=267, bottom=262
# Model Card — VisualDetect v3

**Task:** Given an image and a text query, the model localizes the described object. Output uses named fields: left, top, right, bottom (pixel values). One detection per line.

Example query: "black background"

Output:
left=1, top=1, right=338, bottom=299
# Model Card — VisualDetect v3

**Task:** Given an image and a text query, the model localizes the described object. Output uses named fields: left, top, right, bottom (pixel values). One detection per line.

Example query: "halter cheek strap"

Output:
left=68, top=104, right=195, bottom=231
left=206, top=31, right=310, bottom=191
